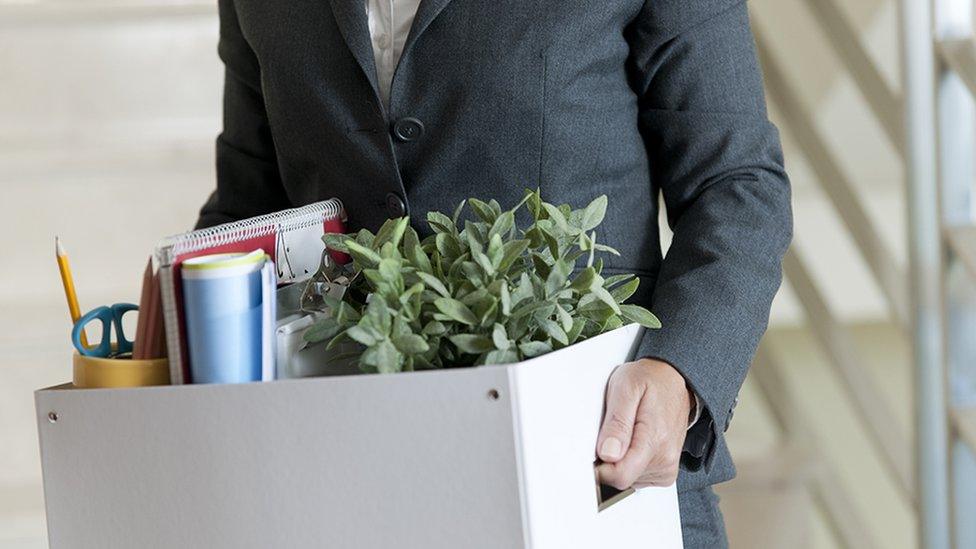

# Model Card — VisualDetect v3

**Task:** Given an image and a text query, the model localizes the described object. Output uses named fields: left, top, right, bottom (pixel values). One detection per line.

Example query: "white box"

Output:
left=35, top=323, right=682, bottom=548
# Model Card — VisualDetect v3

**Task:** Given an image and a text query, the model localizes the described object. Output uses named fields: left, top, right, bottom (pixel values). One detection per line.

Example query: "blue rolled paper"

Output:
left=182, top=250, right=266, bottom=384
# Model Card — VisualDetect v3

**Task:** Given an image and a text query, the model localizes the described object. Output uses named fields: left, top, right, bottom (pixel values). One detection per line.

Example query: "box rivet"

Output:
left=47, top=411, right=59, bottom=423
left=487, top=389, right=500, bottom=401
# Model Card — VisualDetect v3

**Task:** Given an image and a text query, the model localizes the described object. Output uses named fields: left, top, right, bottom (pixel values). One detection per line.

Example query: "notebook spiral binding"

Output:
left=155, top=200, right=345, bottom=265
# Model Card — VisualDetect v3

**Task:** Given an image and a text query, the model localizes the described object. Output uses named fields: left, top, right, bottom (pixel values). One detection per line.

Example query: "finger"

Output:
left=631, top=425, right=684, bottom=488
left=596, top=419, right=657, bottom=490
left=633, top=463, right=680, bottom=488
left=596, top=368, right=643, bottom=463
left=632, top=448, right=682, bottom=488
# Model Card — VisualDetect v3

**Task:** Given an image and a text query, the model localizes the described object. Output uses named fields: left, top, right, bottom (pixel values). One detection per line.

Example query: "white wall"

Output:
left=0, top=3, right=219, bottom=545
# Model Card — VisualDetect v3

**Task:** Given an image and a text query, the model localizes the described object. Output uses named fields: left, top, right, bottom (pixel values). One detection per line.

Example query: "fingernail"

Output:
left=600, top=437, right=622, bottom=460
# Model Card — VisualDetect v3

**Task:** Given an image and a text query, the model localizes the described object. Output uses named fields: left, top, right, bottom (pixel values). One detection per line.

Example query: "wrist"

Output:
left=635, top=357, right=693, bottom=421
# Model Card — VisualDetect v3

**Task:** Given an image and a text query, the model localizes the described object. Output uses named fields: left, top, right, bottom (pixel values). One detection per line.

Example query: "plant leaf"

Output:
left=323, top=233, right=351, bottom=253
left=555, top=304, right=573, bottom=332
left=484, top=349, right=519, bottom=365
left=542, top=203, right=572, bottom=234
left=417, top=271, right=451, bottom=298
left=579, top=195, right=608, bottom=231
left=590, top=285, right=622, bottom=314
left=545, top=259, right=570, bottom=297
left=435, top=232, right=463, bottom=259
left=487, top=233, right=504, bottom=267
left=604, top=315, right=624, bottom=332
left=518, top=340, right=552, bottom=358
left=489, top=210, right=515, bottom=240
left=499, top=282, right=512, bottom=315
left=619, top=304, right=662, bottom=329
left=374, top=216, right=409, bottom=249
left=569, top=267, right=597, bottom=292
left=609, top=277, right=640, bottom=303
left=392, top=334, right=430, bottom=354
left=345, top=240, right=382, bottom=267
left=531, top=254, right=551, bottom=279
left=422, top=320, right=447, bottom=336
left=378, top=258, right=401, bottom=282
left=427, top=211, right=456, bottom=234
left=492, top=323, right=510, bottom=350
left=346, top=325, right=378, bottom=346
left=434, top=298, right=478, bottom=325
left=303, top=318, right=341, bottom=343
left=362, top=339, right=402, bottom=373
left=449, top=334, right=494, bottom=354
left=603, top=273, right=635, bottom=288
left=567, top=318, right=586, bottom=343
left=474, top=251, right=495, bottom=276
left=468, top=198, right=497, bottom=224
left=594, top=243, right=621, bottom=256
left=498, top=239, right=530, bottom=272
left=539, top=318, right=569, bottom=345
left=452, top=199, right=468, bottom=224
left=403, top=227, right=433, bottom=274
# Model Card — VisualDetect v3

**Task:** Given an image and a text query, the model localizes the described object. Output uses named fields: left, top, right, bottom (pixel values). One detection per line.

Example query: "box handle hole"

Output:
left=594, top=461, right=635, bottom=512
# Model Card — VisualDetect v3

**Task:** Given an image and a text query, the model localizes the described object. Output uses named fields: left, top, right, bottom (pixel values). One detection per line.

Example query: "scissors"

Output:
left=72, top=303, right=138, bottom=358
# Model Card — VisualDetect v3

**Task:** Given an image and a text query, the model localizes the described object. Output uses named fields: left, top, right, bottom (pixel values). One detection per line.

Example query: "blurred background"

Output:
left=1, top=0, right=973, bottom=547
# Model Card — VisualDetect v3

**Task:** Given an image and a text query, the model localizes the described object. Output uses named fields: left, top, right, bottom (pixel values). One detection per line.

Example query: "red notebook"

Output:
left=154, top=200, right=348, bottom=384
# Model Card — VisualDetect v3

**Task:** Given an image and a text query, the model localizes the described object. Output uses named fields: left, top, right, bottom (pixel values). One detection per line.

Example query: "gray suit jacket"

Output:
left=197, top=0, right=793, bottom=492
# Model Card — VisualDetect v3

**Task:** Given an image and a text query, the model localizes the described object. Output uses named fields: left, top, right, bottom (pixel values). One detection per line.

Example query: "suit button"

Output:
left=386, top=192, right=406, bottom=218
left=724, top=396, right=739, bottom=432
left=392, top=117, right=425, bottom=142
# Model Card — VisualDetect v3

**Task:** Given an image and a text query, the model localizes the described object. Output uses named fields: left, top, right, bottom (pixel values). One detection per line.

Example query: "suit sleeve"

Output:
left=626, top=0, right=793, bottom=472
left=195, top=0, right=292, bottom=229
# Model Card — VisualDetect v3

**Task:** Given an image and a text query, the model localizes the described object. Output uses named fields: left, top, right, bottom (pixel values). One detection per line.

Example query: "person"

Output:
left=195, top=0, right=792, bottom=546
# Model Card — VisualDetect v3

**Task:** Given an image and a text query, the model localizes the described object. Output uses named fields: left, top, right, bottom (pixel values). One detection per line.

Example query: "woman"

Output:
left=196, top=1, right=793, bottom=545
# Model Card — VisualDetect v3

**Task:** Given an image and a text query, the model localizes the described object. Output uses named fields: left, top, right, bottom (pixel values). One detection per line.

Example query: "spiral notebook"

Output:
left=154, top=200, right=347, bottom=385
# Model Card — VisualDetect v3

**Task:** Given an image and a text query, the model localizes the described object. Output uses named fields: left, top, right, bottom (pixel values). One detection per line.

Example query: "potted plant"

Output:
left=305, top=189, right=660, bottom=372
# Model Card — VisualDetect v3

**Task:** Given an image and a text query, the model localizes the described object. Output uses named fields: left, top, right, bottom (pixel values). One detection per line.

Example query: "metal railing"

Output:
left=925, top=0, right=976, bottom=547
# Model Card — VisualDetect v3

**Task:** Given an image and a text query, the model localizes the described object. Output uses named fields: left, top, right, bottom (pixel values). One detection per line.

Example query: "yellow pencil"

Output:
left=55, top=236, right=89, bottom=348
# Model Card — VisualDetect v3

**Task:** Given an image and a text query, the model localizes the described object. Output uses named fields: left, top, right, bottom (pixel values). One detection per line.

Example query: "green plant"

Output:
left=304, top=190, right=660, bottom=373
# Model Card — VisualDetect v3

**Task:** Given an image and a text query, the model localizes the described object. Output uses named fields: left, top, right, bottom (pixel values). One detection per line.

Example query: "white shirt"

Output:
left=366, top=0, right=422, bottom=109
left=363, top=0, right=704, bottom=431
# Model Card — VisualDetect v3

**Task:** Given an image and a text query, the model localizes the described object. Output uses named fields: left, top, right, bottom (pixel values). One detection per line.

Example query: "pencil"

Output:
left=55, top=236, right=89, bottom=348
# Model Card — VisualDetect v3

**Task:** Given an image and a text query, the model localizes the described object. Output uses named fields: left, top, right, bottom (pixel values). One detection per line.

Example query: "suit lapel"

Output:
left=400, top=0, right=455, bottom=60
left=328, top=0, right=380, bottom=97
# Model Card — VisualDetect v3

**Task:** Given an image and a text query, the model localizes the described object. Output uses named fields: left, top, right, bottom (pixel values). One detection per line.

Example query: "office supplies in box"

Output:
left=153, top=200, right=346, bottom=384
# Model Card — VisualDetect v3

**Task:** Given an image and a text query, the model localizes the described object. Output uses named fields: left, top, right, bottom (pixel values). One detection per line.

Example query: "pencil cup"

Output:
left=181, top=251, right=265, bottom=384
left=72, top=353, right=170, bottom=388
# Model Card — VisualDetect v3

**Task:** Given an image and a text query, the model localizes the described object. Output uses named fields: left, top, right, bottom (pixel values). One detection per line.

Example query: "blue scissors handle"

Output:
left=72, top=303, right=138, bottom=358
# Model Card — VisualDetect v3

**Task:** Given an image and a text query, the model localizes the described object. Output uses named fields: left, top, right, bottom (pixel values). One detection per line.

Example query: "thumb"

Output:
left=596, top=370, right=642, bottom=463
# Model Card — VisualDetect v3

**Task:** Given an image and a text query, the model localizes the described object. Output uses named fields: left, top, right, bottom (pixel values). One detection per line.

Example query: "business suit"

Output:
left=197, top=0, right=792, bottom=545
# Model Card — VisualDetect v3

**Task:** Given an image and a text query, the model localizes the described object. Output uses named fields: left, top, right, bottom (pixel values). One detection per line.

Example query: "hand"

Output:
left=595, top=358, right=692, bottom=490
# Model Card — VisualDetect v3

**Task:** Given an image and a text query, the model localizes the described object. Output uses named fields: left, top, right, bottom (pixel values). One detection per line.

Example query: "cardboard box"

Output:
left=35, top=323, right=682, bottom=548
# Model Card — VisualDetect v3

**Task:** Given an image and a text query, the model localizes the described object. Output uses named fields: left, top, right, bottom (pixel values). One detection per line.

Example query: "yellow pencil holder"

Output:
left=72, top=353, right=171, bottom=389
